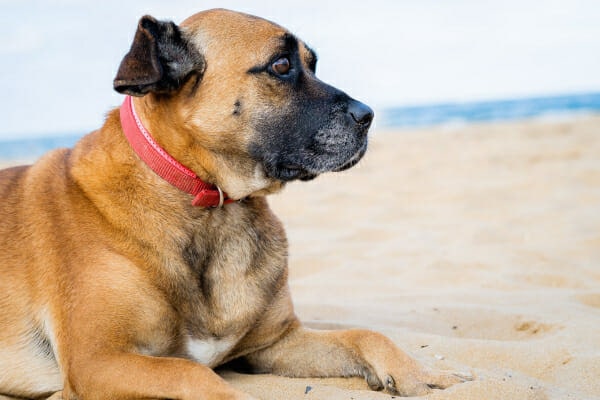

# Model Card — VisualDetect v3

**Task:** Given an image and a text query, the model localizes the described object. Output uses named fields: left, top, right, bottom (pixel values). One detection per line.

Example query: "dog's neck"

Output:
left=119, top=96, right=234, bottom=208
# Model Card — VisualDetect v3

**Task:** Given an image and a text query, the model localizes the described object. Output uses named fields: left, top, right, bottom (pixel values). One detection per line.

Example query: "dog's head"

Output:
left=114, top=9, right=373, bottom=199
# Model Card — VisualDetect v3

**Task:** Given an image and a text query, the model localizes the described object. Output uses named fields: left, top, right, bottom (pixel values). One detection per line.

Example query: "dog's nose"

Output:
left=348, top=100, right=374, bottom=128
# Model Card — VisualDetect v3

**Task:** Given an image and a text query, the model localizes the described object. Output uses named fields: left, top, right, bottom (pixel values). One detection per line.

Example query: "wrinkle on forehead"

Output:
left=182, top=9, right=287, bottom=44
left=181, top=9, right=291, bottom=68
left=180, top=9, right=319, bottom=73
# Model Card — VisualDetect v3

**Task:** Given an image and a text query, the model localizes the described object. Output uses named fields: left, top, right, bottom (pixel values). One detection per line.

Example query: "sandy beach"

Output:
left=2, top=115, right=599, bottom=399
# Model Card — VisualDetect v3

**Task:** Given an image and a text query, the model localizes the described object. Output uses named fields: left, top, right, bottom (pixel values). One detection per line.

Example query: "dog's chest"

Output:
left=170, top=205, right=287, bottom=363
left=184, top=335, right=240, bottom=367
left=180, top=234, right=272, bottom=327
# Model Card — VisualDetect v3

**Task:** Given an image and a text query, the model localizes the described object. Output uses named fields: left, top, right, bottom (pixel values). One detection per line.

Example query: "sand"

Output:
left=2, top=115, right=600, bottom=399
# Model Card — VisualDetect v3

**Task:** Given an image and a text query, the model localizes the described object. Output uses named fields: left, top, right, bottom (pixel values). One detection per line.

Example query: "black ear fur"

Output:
left=113, top=15, right=205, bottom=96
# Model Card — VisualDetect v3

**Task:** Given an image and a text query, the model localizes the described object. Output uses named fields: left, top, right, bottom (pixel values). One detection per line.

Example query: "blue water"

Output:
left=1, top=92, right=600, bottom=161
left=0, top=135, right=82, bottom=162
left=380, top=92, right=600, bottom=129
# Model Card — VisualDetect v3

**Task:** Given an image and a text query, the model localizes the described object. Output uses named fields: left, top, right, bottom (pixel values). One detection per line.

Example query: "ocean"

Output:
left=380, top=91, right=600, bottom=129
left=1, top=92, right=599, bottom=161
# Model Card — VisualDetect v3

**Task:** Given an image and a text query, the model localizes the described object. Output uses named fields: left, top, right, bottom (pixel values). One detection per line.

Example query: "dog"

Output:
left=0, top=9, right=470, bottom=399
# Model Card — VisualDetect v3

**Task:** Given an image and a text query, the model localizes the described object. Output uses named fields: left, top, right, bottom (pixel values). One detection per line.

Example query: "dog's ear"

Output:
left=113, top=15, right=205, bottom=96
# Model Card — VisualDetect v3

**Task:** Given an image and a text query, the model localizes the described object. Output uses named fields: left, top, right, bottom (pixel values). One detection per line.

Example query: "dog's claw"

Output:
left=426, top=370, right=474, bottom=389
left=368, top=369, right=473, bottom=397
left=366, top=373, right=384, bottom=391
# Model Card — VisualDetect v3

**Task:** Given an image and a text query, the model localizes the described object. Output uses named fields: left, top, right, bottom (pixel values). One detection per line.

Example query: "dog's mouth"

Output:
left=332, top=140, right=368, bottom=172
left=276, top=165, right=318, bottom=182
left=264, top=139, right=368, bottom=183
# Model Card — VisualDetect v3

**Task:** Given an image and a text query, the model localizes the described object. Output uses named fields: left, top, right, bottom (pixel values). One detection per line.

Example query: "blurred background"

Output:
left=1, top=0, right=600, bottom=154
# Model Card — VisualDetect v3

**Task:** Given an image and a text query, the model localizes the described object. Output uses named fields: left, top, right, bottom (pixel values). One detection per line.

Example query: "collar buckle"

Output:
left=191, top=186, right=225, bottom=208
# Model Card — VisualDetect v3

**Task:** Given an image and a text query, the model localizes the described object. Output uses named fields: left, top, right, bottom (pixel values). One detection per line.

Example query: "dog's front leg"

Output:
left=245, top=323, right=469, bottom=397
left=65, top=353, right=255, bottom=400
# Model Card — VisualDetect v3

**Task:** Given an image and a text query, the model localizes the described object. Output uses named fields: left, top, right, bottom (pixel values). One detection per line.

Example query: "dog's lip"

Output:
left=332, top=141, right=368, bottom=172
left=281, top=164, right=304, bottom=172
left=273, top=144, right=367, bottom=180
left=262, top=138, right=368, bottom=182
left=279, top=164, right=317, bottom=181
left=262, top=162, right=316, bottom=182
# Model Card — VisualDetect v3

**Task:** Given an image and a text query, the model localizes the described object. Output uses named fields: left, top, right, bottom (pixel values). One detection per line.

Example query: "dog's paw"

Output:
left=366, top=367, right=473, bottom=397
left=358, top=332, right=473, bottom=397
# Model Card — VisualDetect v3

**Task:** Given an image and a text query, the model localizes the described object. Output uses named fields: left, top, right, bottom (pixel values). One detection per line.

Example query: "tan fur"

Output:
left=0, top=9, right=468, bottom=400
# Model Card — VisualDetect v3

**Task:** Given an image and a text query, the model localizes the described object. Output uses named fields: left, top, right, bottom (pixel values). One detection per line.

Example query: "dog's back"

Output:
left=0, top=153, right=73, bottom=397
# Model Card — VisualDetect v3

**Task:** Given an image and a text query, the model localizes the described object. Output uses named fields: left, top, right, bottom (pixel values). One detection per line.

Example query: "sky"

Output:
left=1, top=0, right=599, bottom=139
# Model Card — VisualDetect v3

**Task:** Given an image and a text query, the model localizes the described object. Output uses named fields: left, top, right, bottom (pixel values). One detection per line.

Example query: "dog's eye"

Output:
left=272, top=57, right=291, bottom=75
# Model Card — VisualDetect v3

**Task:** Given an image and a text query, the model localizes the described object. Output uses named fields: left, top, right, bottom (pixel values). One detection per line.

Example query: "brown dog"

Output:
left=0, top=9, right=469, bottom=400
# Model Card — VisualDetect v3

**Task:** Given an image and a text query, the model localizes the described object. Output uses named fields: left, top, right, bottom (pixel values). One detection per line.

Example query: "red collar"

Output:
left=119, top=96, right=232, bottom=207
